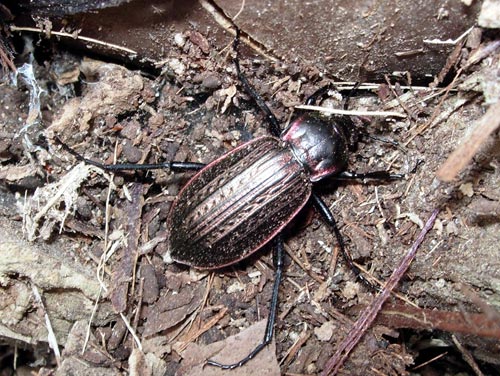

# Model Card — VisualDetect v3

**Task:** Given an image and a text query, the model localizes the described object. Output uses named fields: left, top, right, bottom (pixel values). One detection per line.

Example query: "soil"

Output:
left=0, top=2, right=499, bottom=376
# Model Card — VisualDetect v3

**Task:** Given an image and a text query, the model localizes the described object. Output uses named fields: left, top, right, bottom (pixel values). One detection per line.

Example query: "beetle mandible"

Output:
left=55, top=29, right=403, bottom=370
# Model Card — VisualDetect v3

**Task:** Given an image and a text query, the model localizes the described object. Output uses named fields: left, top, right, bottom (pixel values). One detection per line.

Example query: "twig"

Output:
left=10, top=25, right=137, bottom=55
left=198, top=0, right=279, bottom=62
left=452, top=335, right=484, bottom=376
left=352, top=263, right=419, bottom=308
left=423, top=25, right=475, bottom=45
left=383, top=74, right=417, bottom=121
left=0, top=42, right=16, bottom=72
left=405, top=68, right=464, bottom=145
left=119, top=312, right=143, bottom=351
left=412, top=352, right=448, bottom=370
left=284, top=243, right=325, bottom=284
left=321, top=209, right=439, bottom=376
left=362, top=302, right=500, bottom=339
left=231, top=0, right=246, bottom=20
left=176, top=273, right=214, bottom=349
left=84, top=153, right=117, bottom=353
left=330, top=82, right=441, bottom=92
left=31, top=284, right=61, bottom=366
left=280, top=323, right=311, bottom=368
left=436, top=101, right=500, bottom=182
left=296, top=105, right=406, bottom=118
left=177, top=306, right=229, bottom=352
left=132, top=278, right=145, bottom=334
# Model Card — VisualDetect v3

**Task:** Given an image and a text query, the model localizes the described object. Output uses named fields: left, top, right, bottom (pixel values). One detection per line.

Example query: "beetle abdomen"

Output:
left=167, top=136, right=311, bottom=269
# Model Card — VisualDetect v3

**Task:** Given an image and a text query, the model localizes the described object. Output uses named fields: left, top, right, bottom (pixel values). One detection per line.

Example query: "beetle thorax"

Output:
left=281, top=114, right=349, bottom=182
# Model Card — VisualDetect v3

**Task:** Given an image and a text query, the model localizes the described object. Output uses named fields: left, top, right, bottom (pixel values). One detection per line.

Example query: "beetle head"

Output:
left=281, top=114, right=349, bottom=182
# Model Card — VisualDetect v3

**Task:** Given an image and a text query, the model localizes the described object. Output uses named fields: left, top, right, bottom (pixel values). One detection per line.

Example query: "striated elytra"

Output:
left=166, top=113, right=349, bottom=269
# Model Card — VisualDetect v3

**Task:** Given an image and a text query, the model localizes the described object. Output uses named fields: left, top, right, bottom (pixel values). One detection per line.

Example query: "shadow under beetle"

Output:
left=55, top=31, right=404, bottom=370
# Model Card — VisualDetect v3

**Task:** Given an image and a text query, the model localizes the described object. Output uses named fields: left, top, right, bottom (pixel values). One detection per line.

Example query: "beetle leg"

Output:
left=341, top=81, right=362, bottom=110
left=305, top=84, right=337, bottom=106
left=335, top=158, right=423, bottom=181
left=335, top=170, right=404, bottom=181
left=53, top=137, right=205, bottom=172
left=206, top=234, right=284, bottom=369
left=311, top=193, right=380, bottom=292
left=305, top=82, right=362, bottom=109
left=232, top=28, right=282, bottom=138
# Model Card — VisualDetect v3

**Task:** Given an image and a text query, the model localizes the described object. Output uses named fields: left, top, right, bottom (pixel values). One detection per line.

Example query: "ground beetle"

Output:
left=55, top=30, right=404, bottom=370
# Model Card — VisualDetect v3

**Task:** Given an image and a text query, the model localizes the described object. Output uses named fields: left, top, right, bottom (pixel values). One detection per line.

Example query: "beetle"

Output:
left=54, top=31, right=404, bottom=370
left=167, top=109, right=350, bottom=269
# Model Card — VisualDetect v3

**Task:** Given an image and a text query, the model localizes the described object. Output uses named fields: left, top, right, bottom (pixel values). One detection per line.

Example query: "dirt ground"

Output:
left=0, top=2, right=500, bottom=376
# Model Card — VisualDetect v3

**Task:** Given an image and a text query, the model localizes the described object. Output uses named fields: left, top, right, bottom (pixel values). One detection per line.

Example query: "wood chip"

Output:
left=436, top=101, right=500, bottom=182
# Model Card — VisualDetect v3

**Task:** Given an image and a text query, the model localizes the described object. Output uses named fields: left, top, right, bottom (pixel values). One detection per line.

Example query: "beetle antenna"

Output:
left=53, top=137, right=205, bottom=172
